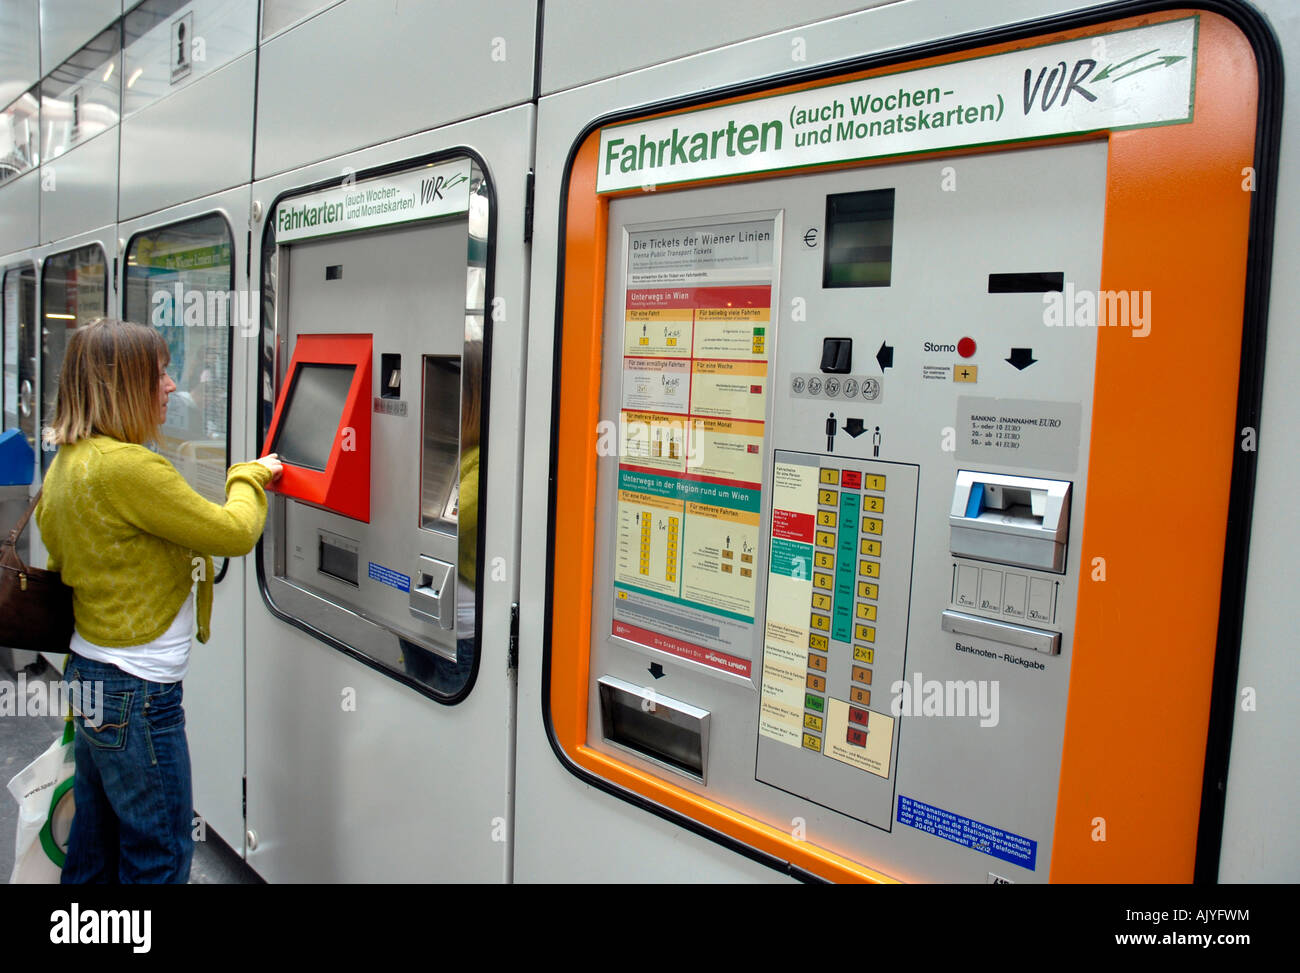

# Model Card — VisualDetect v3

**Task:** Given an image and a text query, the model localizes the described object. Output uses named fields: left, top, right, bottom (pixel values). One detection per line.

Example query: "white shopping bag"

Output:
left=6, top=721, right=75, bottom=883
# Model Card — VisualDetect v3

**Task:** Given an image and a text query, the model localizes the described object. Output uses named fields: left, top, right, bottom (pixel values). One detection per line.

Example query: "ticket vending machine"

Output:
left=260, top=155, right=486, bottom=697
left=247, top=140, right=529, bottom=881
left=534, top=7, right=1278, bottom=882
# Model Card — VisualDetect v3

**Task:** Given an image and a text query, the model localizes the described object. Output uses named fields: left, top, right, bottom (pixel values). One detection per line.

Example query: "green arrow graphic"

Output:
left=1112, top=54, right=1186, bottom=82
left=1093, top=48, right=1158, bottom=81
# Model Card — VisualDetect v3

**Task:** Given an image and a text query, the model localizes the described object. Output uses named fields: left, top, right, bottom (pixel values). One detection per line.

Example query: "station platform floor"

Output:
left=1, top=651, right=259, bottom=884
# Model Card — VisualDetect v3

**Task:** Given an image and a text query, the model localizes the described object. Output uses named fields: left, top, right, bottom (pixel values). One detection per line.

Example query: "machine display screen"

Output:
left=823, top=188, right=895, bottom=288
left=272, top=362, right=357, bottom=471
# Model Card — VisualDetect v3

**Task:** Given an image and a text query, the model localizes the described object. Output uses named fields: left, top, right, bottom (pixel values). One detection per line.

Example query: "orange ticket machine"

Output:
left=543, top=6, right=1280, bottom=882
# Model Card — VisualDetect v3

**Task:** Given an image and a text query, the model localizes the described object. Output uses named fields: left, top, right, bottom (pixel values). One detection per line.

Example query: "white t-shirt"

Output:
left=70, top=592, right=195, bottom=683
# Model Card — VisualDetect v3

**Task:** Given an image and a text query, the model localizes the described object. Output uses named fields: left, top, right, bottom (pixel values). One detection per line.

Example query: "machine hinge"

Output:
left=508, top=602, right=520, bottom=669
left=523, top=170, right=535, bottom=244
left=242, top=776, right=247, bottom=818
left=112, top=257, right=118, bottom=291
left=246, top=231, right=252, bottom=278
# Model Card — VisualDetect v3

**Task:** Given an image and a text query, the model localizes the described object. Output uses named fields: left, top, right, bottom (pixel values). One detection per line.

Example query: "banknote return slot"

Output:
left=597, top=676, right=711, bottom=783
left=949, top=471, right=1071, bottom=573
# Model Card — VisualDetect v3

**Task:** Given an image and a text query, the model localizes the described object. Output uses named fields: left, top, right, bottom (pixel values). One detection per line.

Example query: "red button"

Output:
left=958, top=337, right=976, bottom=358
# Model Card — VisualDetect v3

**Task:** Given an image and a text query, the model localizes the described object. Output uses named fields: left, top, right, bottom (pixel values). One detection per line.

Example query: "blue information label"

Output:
left=368, top=562, right=411, bottom=593
left=897, top=795, right=1037, bottom=870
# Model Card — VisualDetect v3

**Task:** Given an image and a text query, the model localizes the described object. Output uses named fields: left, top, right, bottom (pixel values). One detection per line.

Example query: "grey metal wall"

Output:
left=0, top=0, right=40, bottom=107
left=253, top=0, right=537, bottom=178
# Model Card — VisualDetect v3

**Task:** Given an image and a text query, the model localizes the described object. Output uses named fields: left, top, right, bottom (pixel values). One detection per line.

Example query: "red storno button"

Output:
left=957, top=337, right=976, bottom=358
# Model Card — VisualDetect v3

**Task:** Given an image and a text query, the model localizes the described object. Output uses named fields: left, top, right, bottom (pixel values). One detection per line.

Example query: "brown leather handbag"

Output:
left=0, top=490, right=75, bottom=653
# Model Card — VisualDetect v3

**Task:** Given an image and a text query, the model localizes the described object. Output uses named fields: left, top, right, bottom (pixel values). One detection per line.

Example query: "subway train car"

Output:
left=0, top=0, right=1296, bottom=884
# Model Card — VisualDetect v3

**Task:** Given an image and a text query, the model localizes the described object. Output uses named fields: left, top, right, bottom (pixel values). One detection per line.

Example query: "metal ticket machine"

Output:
left=248, top=140, right=528, bottom=881
left=533, top=7, right=1278, bottom=882
left=261, top=155, right=487, bottom=692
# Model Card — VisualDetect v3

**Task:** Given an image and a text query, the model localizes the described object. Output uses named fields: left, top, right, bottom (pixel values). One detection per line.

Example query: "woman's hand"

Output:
left=256, top=453, right=284, bottom=481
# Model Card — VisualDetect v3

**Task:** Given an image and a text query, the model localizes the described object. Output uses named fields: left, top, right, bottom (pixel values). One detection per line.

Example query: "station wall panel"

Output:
left=260, top=0, right=341, bottom=39
left=0, top=0, right=40, bottom=107
left=0, top=172, right=39, bottom=254
left=40, top=132, right=118, bottom=244
left=119, top=52, right=256, bottom=219
left=121, top=0, right=258, bottom=117
left=538, top=0, right=898, bottom=95
left=39, top=0, right=121, bottom=77
left=253, top=0, right=536, bottom=179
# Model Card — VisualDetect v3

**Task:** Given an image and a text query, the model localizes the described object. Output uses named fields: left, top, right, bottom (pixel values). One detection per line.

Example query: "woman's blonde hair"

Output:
left=45, top=318, right=169, bottom=447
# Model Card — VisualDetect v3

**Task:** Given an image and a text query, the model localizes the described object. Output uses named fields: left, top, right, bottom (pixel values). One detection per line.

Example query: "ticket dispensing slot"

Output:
left=597, top=677, right=710, bottom=783
left=410, top=555, right=455, bottom=629
left=949, top=471, right=1071, bottom=573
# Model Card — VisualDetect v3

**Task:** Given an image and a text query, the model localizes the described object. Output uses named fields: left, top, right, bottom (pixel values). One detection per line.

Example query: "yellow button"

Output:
left=809, top=633, right=829, bottom=651
left=855, top=624, right=876, bottom=643
left=802, top=733, right=822, bottom=752
left=953, top=364, right=978, bottom=383
left=865, top=474, right=886, bottom=491
left=817, top=511, right=837, bottom=528
left=856, top=603, right=877, bottom=620
left=803, top=713, right=824, bottom=732
left=814, top=551, right=834, bottom=570
left=862, top=495, right=884, bottom=513
left=820, top=468, right=840, bottom=485
left=858, top=580, right=879, bottom=600
left=853, top=645, right=875, bottom=664
left=815, top=530, right=836, bottom=549
left=862, top=517, right=883, bottom=535
left=819, top=488, right=838, bottom=506
left=858, top=559, right=880, bottom=578
left=811, top=592, right=831, bottom=611
left=860, top=538, right=881, bottom=557
left=813, top=572, right=833, bottom=590
left=810, top=614, right=830, bottom=631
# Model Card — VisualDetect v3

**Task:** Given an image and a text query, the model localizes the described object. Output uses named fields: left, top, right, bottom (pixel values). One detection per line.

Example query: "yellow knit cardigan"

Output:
left=35, top=435, right=273, bottom=647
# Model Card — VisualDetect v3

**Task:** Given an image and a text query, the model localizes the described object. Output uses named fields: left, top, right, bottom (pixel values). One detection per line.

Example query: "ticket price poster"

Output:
left=611, top=217, right=777, bottom=677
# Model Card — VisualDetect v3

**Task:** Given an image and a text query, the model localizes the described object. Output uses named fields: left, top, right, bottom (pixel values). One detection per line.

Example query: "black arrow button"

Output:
left=876, top=340, right=894, bottom=372
left=1006, top=348, right=1037, bottom=370
left=648, top=662, right=665, bottom=679
left=843, top=418, right=866, bottom=438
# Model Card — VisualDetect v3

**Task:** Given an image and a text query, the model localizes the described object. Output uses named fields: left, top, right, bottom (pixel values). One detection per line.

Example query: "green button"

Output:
left=753, top=327, right=766, bottom=336
left=805, top=694, right=825, bottom=713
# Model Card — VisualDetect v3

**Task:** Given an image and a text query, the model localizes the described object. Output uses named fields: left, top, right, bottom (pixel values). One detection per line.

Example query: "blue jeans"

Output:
left=61, top=652, right=193, bottom=884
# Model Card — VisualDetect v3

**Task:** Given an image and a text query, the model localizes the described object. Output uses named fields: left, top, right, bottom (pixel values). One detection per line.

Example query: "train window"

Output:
left=124, top=213, right=235, bottom=503
left=40, top=244, right=108, bottom=473
left=2, top=265, right=37, bottom=454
